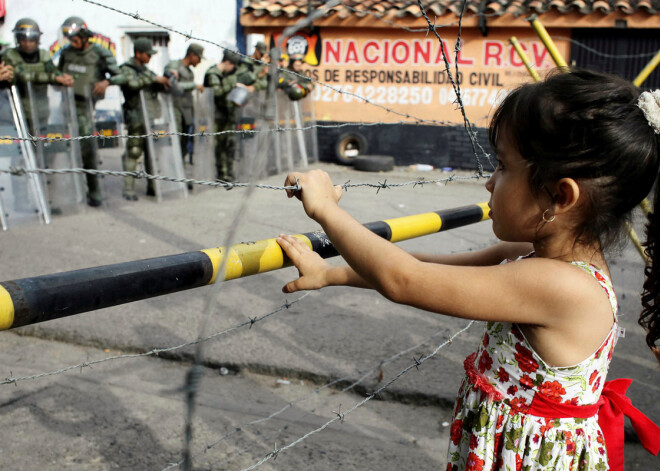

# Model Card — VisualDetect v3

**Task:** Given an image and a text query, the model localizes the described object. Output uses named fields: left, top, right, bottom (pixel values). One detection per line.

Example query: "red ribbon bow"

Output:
left=528, top=378, right=660, bottom=471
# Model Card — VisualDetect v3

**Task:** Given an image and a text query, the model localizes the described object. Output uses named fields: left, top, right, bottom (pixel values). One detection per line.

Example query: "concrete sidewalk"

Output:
left=0, top=162, right=657, bottom=469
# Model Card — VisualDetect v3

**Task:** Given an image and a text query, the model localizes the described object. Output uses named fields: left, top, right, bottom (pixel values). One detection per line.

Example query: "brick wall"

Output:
left=317, top=122, right=494, bottom=172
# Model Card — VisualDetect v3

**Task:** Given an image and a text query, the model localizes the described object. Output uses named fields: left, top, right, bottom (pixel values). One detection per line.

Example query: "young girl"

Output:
left=276, top=69, right=660, bottom=470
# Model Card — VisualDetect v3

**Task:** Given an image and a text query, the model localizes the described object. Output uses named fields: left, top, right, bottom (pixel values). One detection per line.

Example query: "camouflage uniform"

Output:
left=2, top=48, right=65, bottom=129
left=164, top=58, right=197, bottom=160
left=58, top=43, right=125, bottom=204
left=203, top=57, right=255, bottom=181
left=118, top=57, right=165, bottom=198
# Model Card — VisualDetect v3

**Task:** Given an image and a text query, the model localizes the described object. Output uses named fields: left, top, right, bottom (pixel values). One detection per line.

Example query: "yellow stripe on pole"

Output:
left=633, top=50, right=660, bottom=87
left=509, top=37, right=541, bottom=83
left=477, top=202, right=490, bottom=220
left=528, top=17, right=568, bottom=69
left=385, top=212, right=442, bottom=243
left=202, top=235, right=315, bottom=283
left=0, top=285, right=14, bottom=330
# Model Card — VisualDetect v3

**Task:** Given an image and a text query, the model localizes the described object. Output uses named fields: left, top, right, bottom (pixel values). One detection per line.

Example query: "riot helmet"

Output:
left=61, top=16, right=90, bottom=39
left=287, top=83, right=308, bottom=101
left=13, top=18, right=42, bottom=50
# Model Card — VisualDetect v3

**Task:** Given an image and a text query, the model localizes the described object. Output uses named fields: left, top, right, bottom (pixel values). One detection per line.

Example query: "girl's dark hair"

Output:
left=489, top=68, right=660, bottom=357
left=641, top=182, right=660, bottom=361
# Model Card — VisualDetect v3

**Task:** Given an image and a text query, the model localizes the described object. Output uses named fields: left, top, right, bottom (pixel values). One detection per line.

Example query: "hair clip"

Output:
left=637, top=90, right=660, bottom=134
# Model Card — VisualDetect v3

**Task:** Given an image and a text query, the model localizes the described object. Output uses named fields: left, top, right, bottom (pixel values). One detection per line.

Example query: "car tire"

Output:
left=335, top=132, right=368, bottom=165
left=353, top=155, right=395, bottom=172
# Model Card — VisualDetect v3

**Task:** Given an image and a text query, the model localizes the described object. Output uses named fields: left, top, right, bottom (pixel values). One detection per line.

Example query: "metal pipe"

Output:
left=509, top=36, right=541, bottom=83
left=0, top=202, right=490, bottom=330
left=528, top=16, right=568, bottom=69
left=633, top=49, right=660, bottom=88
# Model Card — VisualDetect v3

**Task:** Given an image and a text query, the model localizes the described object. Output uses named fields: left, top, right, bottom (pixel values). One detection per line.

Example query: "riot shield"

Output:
left=299, top=94, right=319, bottom=163
left=235, top=90, right=272, bottom=180
left=192, top=89, right=215, bottom=185
left=139, top=90, right=188, bottom=202
left=276, top=89, right=295, bottom=172
left=0, top=87, right=50, bottom=230
left=26, top=83, right=86, bottom=214
left=92, top=89, right=124, bottom=203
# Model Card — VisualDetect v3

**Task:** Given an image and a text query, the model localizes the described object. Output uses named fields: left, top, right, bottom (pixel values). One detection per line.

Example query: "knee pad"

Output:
left=127, top=146, right=143, bottom=160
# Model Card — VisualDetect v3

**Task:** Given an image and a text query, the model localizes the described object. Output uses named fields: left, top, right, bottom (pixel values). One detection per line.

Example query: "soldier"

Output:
left=118, top=37, right=171, bottom=201
left=164, top=43, right=205, bottom=166
left=58, top=16, right=125, bottom=207
left=2, top=18, right=74, bottom=129
left=203, top=50, right=249, bottom=181
left=240, top=41, right=269, bottom=93
left=280, top=54, right=313, bottom=100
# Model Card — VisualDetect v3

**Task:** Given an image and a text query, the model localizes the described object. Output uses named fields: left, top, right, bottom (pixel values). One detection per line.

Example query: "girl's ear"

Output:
left=552, top=178, right=581, bottom=215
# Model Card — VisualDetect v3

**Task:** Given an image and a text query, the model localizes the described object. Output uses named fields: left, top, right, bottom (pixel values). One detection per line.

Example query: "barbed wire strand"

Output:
left=161, top=323, right=465, bottom=470
left=0, top=166, right=488, bottom=192
left=237, top=320, right=475, bottom=471
left=417, top=0, right=491, bottom=176
left=0, top=118, right=473, bottom=144
left=0, top=294, right=310, bottom=387
left=78, top=0, right=474, bottom=129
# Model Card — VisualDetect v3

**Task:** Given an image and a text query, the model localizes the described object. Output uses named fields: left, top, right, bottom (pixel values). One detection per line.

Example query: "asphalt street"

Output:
left=0, top=152, right=657, bottom=470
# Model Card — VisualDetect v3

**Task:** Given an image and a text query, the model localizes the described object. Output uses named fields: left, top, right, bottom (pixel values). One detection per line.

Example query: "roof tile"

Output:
left=242, top=0, right=658, bottom=19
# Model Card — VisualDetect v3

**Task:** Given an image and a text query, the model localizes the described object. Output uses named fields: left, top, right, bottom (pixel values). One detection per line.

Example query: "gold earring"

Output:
left=542, top=209, right=556, bottom=223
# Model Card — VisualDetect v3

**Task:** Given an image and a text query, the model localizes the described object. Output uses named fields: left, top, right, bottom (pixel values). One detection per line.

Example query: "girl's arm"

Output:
left=283, top=170, right=608, bottom=327
left=277, top=235, right=533, bottom=293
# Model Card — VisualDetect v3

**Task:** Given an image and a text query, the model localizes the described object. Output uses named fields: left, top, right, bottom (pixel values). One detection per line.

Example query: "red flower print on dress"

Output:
left=483, top=333, right=489, bottom=347
left=595, top=271, right=606, bottom=283
left=478, top=350, right=493, bottom=373
left=515, top=452, right=523, bottom=471
left=519, top=374, right=534, bottom=390
left=466, top=452, right=485, bottom=471
left=470, top=433, right=479, bottom=450
left=507, top=385, right=518, bottom=396
left=538, top=380, right=566, bottom=402
left=464, top=352, right=503, bottom=401
left=563, top=397, right=579, bottom=406
left=493, top=432, right=504, bottom=468
left=565, top=431, right=575, bottom=454
left=591, top=376, right=602, bottom=393
left=450, top=419, right=463, bottom=445
left=496, top=367, right=509, bottom=383
left=496, top=414, right=504, bottom=429
left=514, top=343, right=539, bottom=373
left=588, top=370, right=599, bottom=386
left=511, top=325, right=525, bottom=341
left=539, top=418, right=554, bottom=435
left=508, top=397, right=529, bottom=415
left=594, top=340, right=607, bottom=359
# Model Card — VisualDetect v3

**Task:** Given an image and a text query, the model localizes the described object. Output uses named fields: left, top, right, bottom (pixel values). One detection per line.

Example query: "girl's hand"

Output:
left=277, top=234, right=331, bottom=293
left=284, top=170, right=342, bottom=221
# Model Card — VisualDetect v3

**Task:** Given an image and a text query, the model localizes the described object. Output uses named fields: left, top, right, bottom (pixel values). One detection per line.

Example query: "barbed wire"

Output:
left=78, top=0, right=474, bottom=129
left=161, top=322, right=467, bottom=470
left=0, top=293, right=310, bottom=387
left=0, top=118, right=470, bottom=144
left=416, top=0, right=491, bottom=176
left=0, top=166, right=489, bottom=192
left=237, top=320, right=475, bottom=471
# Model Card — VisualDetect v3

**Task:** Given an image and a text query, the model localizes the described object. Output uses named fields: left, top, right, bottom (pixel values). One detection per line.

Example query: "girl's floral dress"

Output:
left=446, top=260, right=618, bottom=471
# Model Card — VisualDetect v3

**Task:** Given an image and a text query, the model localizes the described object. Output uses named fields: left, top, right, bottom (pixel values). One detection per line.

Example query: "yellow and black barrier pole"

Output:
left=0, top=202, right=490, bottom=331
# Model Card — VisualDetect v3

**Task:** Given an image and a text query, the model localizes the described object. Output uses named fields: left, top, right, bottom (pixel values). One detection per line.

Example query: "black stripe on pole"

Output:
left=2, top=252, right=214, bottom=328
left=436, top=205, right=485, bottom=231
left=302, top=220, right=393, bottom=261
